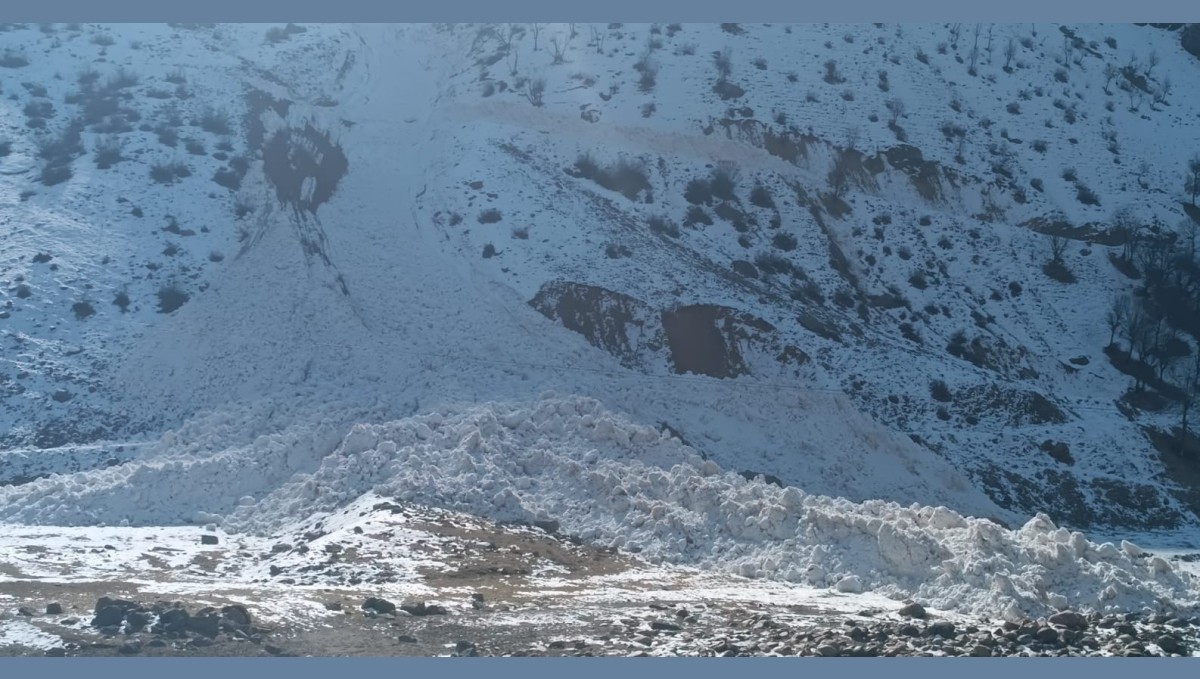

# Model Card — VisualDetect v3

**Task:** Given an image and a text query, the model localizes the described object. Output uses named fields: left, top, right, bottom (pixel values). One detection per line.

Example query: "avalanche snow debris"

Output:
left=3, top=395, right=1195, bottom=620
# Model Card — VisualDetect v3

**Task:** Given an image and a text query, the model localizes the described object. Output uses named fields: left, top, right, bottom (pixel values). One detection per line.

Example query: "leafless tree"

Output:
left=713, top=47, right=733, bottom=82
left=969, top=24, right=981, bottom=74
left=523, top=77, right=545, bottom=107
left=1172, top=349, right=1200, bottom=451
left=1187, top=154, right=1200, bottom=206
left=1106, top=295, right=1129, bottom=346
left=1062, top=34, right=1073, bottom=69
left=1003, top=38, right=1016, bottom=70
left=1103, top=63, right=1118, bottom=94
left=949, top=23, right=962, bottom=49
left=549, top=32, right=571, bottom=64
left=507, top=43, right=520, bottom=76
left=1145, top=49, right=1160, bottom=78
left=530, top=23, right=542, bottom=51
left=1049, top=234, right=1069, bottom=263
left=588, top=24, right=606, bottom=54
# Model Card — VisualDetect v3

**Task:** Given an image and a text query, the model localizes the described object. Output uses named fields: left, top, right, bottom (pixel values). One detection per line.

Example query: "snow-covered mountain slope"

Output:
left=1, top=21, right=1200, bottom=615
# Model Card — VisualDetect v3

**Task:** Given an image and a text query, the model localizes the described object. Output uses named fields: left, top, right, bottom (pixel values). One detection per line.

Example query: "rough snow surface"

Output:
left=3, top=395, right=1196, bottom=620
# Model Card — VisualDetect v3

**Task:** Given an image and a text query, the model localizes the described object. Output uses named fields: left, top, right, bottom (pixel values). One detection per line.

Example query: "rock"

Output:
left=1048, top=611, right=1088, bottom=630
left=454, top=640, right=478, bottom=657
left=190, top=638, right=214, bottom=648
left=45, top=647, right=67, bottom=657
left=200, top=535, right=219, bottom=545
left=187, top=613, right=221, bottom=638
left=1116, top=624, right=1137, bottom=637
left=147, top=640, right=167, bottom=648
left=92, top=605, right=126, bottom=628
left=533, top=519, right=560, bottom=534
left=118, top=641, right=142, bottom=655
left=125, top=610, right=151, bottom=632
left=324, top=601, right=343, bottom=612
left=1156, top=635, right=1182, bottom=654
left=221, top=604, right=252, bottom=627
left=471, top=592, right=485, bottom=603
left=815, top=644, right=840, bottom=657
left=969, top=645, right=992, bottom=657
left=264, top=645, right=285, bottom=656
left=397, top=635, right=417, bottom=643
left=157, top=608, right=190, bottom=633
left=17, top=606, right=34, bottom=617
left=898, top=624, right=921, bottom=637
left=400, top=601, right=447, bottom=616
left=59, top=618, right=79, bottom=626
left=46, top=603, right=64, bottom=615
left=928, top=622, right=957, bottom=639
left=651, top=620, right=682, bottom=631
left=271, top=543, right=291, bottom=553
left=898, top=602, right=926, bottom=619
left=1061, top=629, right=1084, bottom=645
left=1035, top=627, right=1059, bottom=644
left=362, top=597, right=397, bottom=615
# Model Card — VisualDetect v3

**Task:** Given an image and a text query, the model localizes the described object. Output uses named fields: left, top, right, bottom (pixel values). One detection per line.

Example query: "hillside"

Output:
left=2, top=23, right=1200, bottom=649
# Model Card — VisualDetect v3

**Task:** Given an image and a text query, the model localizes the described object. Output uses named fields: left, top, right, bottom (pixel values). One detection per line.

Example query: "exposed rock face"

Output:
left=530, top=282, right=809, bottom=380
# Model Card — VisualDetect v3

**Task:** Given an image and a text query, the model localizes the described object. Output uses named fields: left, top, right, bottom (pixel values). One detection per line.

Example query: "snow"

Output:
left=3, top=22, right=1200, bottom=636
left=4, top=395, right=1197, bottom=620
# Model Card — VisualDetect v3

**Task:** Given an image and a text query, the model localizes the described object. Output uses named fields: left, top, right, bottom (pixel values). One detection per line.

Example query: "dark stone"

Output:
left=158, top=608, right=190, bottom=632
left=59, top=618, right=79, bottom=626
left=187, top=613, right=221, bottom=638
left=1157, top=635, right=1182, bottom=654
left=533, top=519, right=560, bottom=534
left=17, top=606, right=34, bottom=617
left=454, top=640, right=478, bottom=657
left=118, top=641, right=141, bottom=655
left=147, top=639, right=167, bottom=648
left=324, top=601, right=343, bottom=611
left=125, top=610, right=151, bottom=632
left=898, top=624, right=921, bottom=637
left=362, top=597, right=397, bottom=615
left=1036, top=627, right=1060, bottom=644
left=45, top=647, right=67, bottom=657
left=928, top=622, right=957, bottom=639
left=815, top=644, right=840, bottom=657
left=46, top=603, right=63, bottom=615
left=397, top=635, right=418, bottom=643
left=651, top=620, right=682, bottom=631
left=221, top=604, right=252, bottom=627
left=400, top=601, right=447, bottom=616
left=190, top=638, right=214, bottom=648
left=200, top=534, right=219, bottom=545
left=92, top=606, right=126, bottom=628
left=898, top=602, right=926, bottom=619
left=1048, top=611, right=1088, bottom=630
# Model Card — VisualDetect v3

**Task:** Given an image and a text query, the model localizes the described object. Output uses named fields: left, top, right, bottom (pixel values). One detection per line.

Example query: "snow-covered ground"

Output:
left=3, top=23, right=1200, bottom=651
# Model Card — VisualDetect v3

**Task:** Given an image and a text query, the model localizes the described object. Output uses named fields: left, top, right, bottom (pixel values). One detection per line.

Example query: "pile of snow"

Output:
left=3, top=394, right=1196, bottom=620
